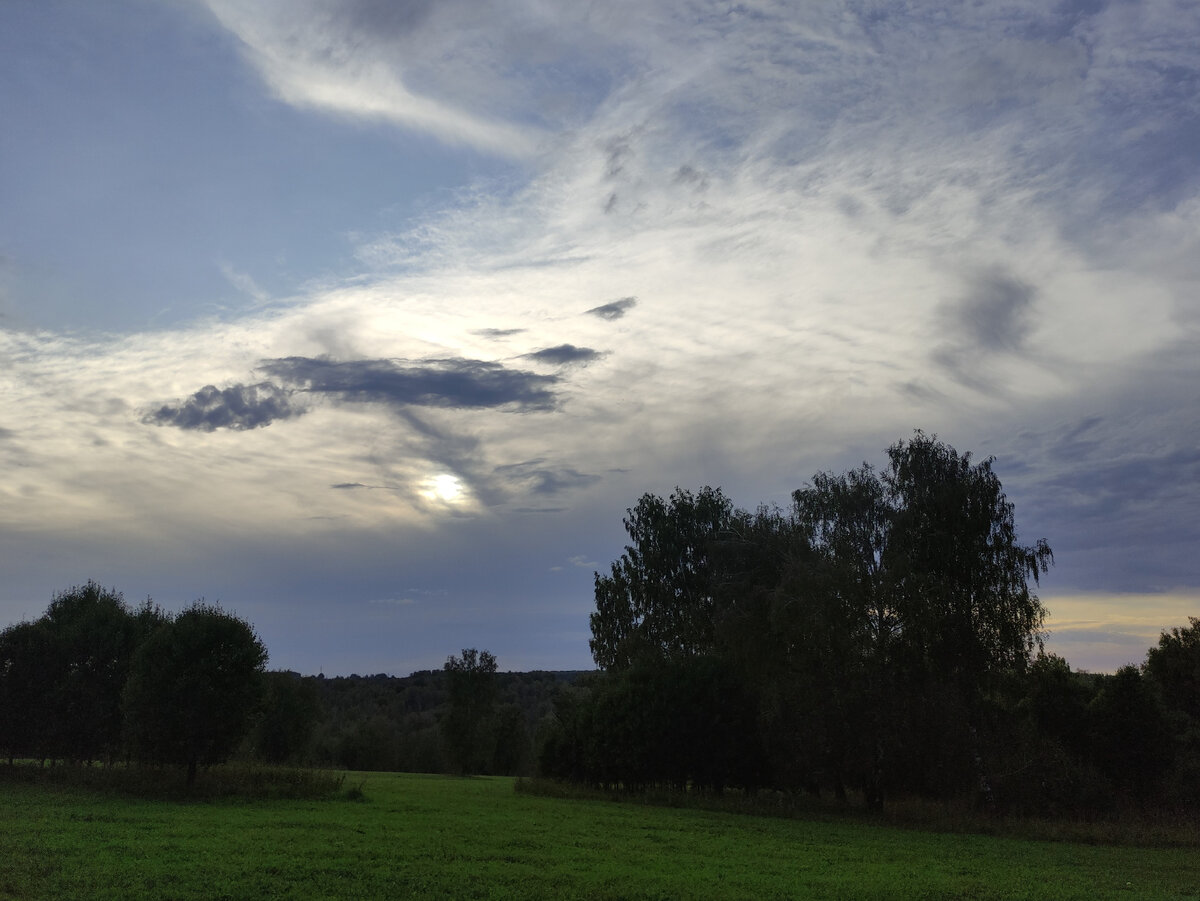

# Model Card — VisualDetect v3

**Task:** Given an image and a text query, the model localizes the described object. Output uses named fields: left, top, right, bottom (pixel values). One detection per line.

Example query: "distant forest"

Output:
left=2, top=432, right=1198, bottom=815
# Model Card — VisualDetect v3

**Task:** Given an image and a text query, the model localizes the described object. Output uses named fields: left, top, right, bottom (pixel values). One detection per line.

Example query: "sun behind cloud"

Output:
left=421, top=473, right=465, bottom=504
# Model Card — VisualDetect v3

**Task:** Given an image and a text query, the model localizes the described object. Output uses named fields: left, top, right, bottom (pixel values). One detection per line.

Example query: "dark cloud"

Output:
left=604, top=135, right=633, bottom=179
left=1001, top=411, right=1200, bottom=592
left=330, top=0, right=437, bottom=37
left=585, top=297, right=637, bottom=320
left=472, top=328, right=527, bottom=338
left=331, top=482, right=370, bottom=490
left=931, top=269, right=1037, bottom=389
left=262, top=356, right=559, bottom=411
left=523, top=344, right=604, bottom=366
left=957, top=270, right=1036, bottom=352
left=494, top=459, right=601, bottom=495
left=895, top=380, right=947, bottom=403
left=146, top=383, right=302, bottom=432
left=0, top=426, right=15, bottom=440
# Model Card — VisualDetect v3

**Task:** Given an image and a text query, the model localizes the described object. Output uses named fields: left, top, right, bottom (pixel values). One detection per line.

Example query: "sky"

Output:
left=2, top=0, right=1198, bottom=677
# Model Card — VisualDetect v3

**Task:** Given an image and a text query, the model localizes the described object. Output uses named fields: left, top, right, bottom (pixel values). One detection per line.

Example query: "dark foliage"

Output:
left=0, top=583, right=165, bottom=765
left=305, top=668, right=585, bottom=775
left=546, top=433, right=1198, bottom=813
left=123, top=603, right=268, bottom=784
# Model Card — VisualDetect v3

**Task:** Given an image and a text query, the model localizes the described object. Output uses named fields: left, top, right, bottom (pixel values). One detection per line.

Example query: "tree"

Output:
left=1088, top=665, right=1173, bottom=794
left=1145, top=617, right=1200, bottom=722
left=251, top=671, right=322, bottom=764
left=788, top=434, right=1053, bottom=804
left=573, top=434, right=1052, bottom=806
left=0, top=582, right=163, bottom=765
left=883, top=432, right=1053, bottom=688
left=0, top=620, right=54, bottom=763
left=123, top=602, right=267, bottom=785
left=43, top=585, right=170, bottom=767
left=590, top=487, right=736, bottom=670
left=443, top=648, right=498, bottom=775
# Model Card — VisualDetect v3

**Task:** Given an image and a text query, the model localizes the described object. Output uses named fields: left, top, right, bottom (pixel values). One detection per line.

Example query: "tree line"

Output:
left=0, top=584, right=266, bottom=784
left=299, top=659, right=580, bottom=776
left=5, top=432, right=1196, bottom=810
left=0, top=582, right=571, bottom=782
left=540, top=432, right=1200, bottom=814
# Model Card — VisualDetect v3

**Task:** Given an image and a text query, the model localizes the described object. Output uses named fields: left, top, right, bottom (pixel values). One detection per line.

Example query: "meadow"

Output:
left=2, top=771, right=1198, bottom=900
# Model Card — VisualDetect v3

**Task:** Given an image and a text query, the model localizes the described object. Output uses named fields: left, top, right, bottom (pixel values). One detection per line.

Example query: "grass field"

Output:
left=2, top=771, right=1198, bottom=900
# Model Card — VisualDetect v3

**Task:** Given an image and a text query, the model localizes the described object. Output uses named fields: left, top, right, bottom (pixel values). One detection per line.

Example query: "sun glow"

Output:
left=422, top=473, right=464, bottom=504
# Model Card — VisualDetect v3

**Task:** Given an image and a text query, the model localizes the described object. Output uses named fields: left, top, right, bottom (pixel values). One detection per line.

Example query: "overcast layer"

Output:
left=2, top=0, right=1198, bottom=675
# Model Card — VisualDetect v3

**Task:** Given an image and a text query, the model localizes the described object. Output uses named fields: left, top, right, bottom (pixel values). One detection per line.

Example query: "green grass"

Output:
left=2, top=772, right=1197, bottom=900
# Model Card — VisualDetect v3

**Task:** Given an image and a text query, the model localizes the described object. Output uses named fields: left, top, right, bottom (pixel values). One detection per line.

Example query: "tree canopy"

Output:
left=568, top=433, right=1058, bottom=806
left=123, top=602, right=268, bottom=784
left=590, top=486, right=736, bottom=670
left=442, top=648, right=499, bottom=775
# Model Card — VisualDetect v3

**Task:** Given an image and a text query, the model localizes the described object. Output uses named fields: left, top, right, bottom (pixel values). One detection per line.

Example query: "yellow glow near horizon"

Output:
left=1041, top=591, right=1200, bottom=673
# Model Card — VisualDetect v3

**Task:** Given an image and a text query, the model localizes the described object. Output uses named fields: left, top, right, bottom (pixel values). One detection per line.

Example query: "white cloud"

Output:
left=3, top=0, right=1198, bottom=672
left=199, top=0, right=588, bottom=156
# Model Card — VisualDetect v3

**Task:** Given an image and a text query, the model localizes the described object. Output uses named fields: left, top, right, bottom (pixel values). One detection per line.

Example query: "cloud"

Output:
left=146, top=383, right=302, bottom=432
left=4, top=0, right=1200, bottom=677
left=218, top=262, right=271, bottom=304
left=493, top=459, right=601, bottom=496
left=262, top=356, right=560, bottom=411
left=522, top=344, right=604, bottom=366
left=473, top=328, right=527, bottom=339
left=931, top=269, right=1039, bottom=391
left=585, top=297, right=637, bottom=321
left=201, top=0, right=544, bottom=156
left=955, top=270, right=1037, bottom=354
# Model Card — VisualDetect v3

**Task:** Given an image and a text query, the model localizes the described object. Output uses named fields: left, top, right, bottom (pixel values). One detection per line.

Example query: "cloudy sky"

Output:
left=2, top=0, right=1197, bottom=676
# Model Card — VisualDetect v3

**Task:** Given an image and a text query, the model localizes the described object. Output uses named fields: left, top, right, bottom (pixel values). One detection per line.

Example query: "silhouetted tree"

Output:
left=788, top=434, right=1053, bottom=806
left=123, top=602, right=267, bottom=785
left=490, top=703, right=532, bottom=776
left=1087, top=665, right=1173, bottom=795
left=443, top=648, right=498, bottom=775
left=1145, top=617, right=1200, bottom=722
left=590, top=487, right=736, bottom=670
left=574, top=434, right=1053, bottom=807
left=0, top=620, right=54, bottom=763
left=883, top=432, right=1053, bottom=688
left=251, top=671, right=322, bottom=764
left=0, top=582, right=164, bottom=765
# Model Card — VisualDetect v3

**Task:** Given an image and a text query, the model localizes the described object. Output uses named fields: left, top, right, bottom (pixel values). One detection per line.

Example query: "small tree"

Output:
left=443, top=648, right=498, bottom=775
left=123, top=602, right=267, bottom=785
